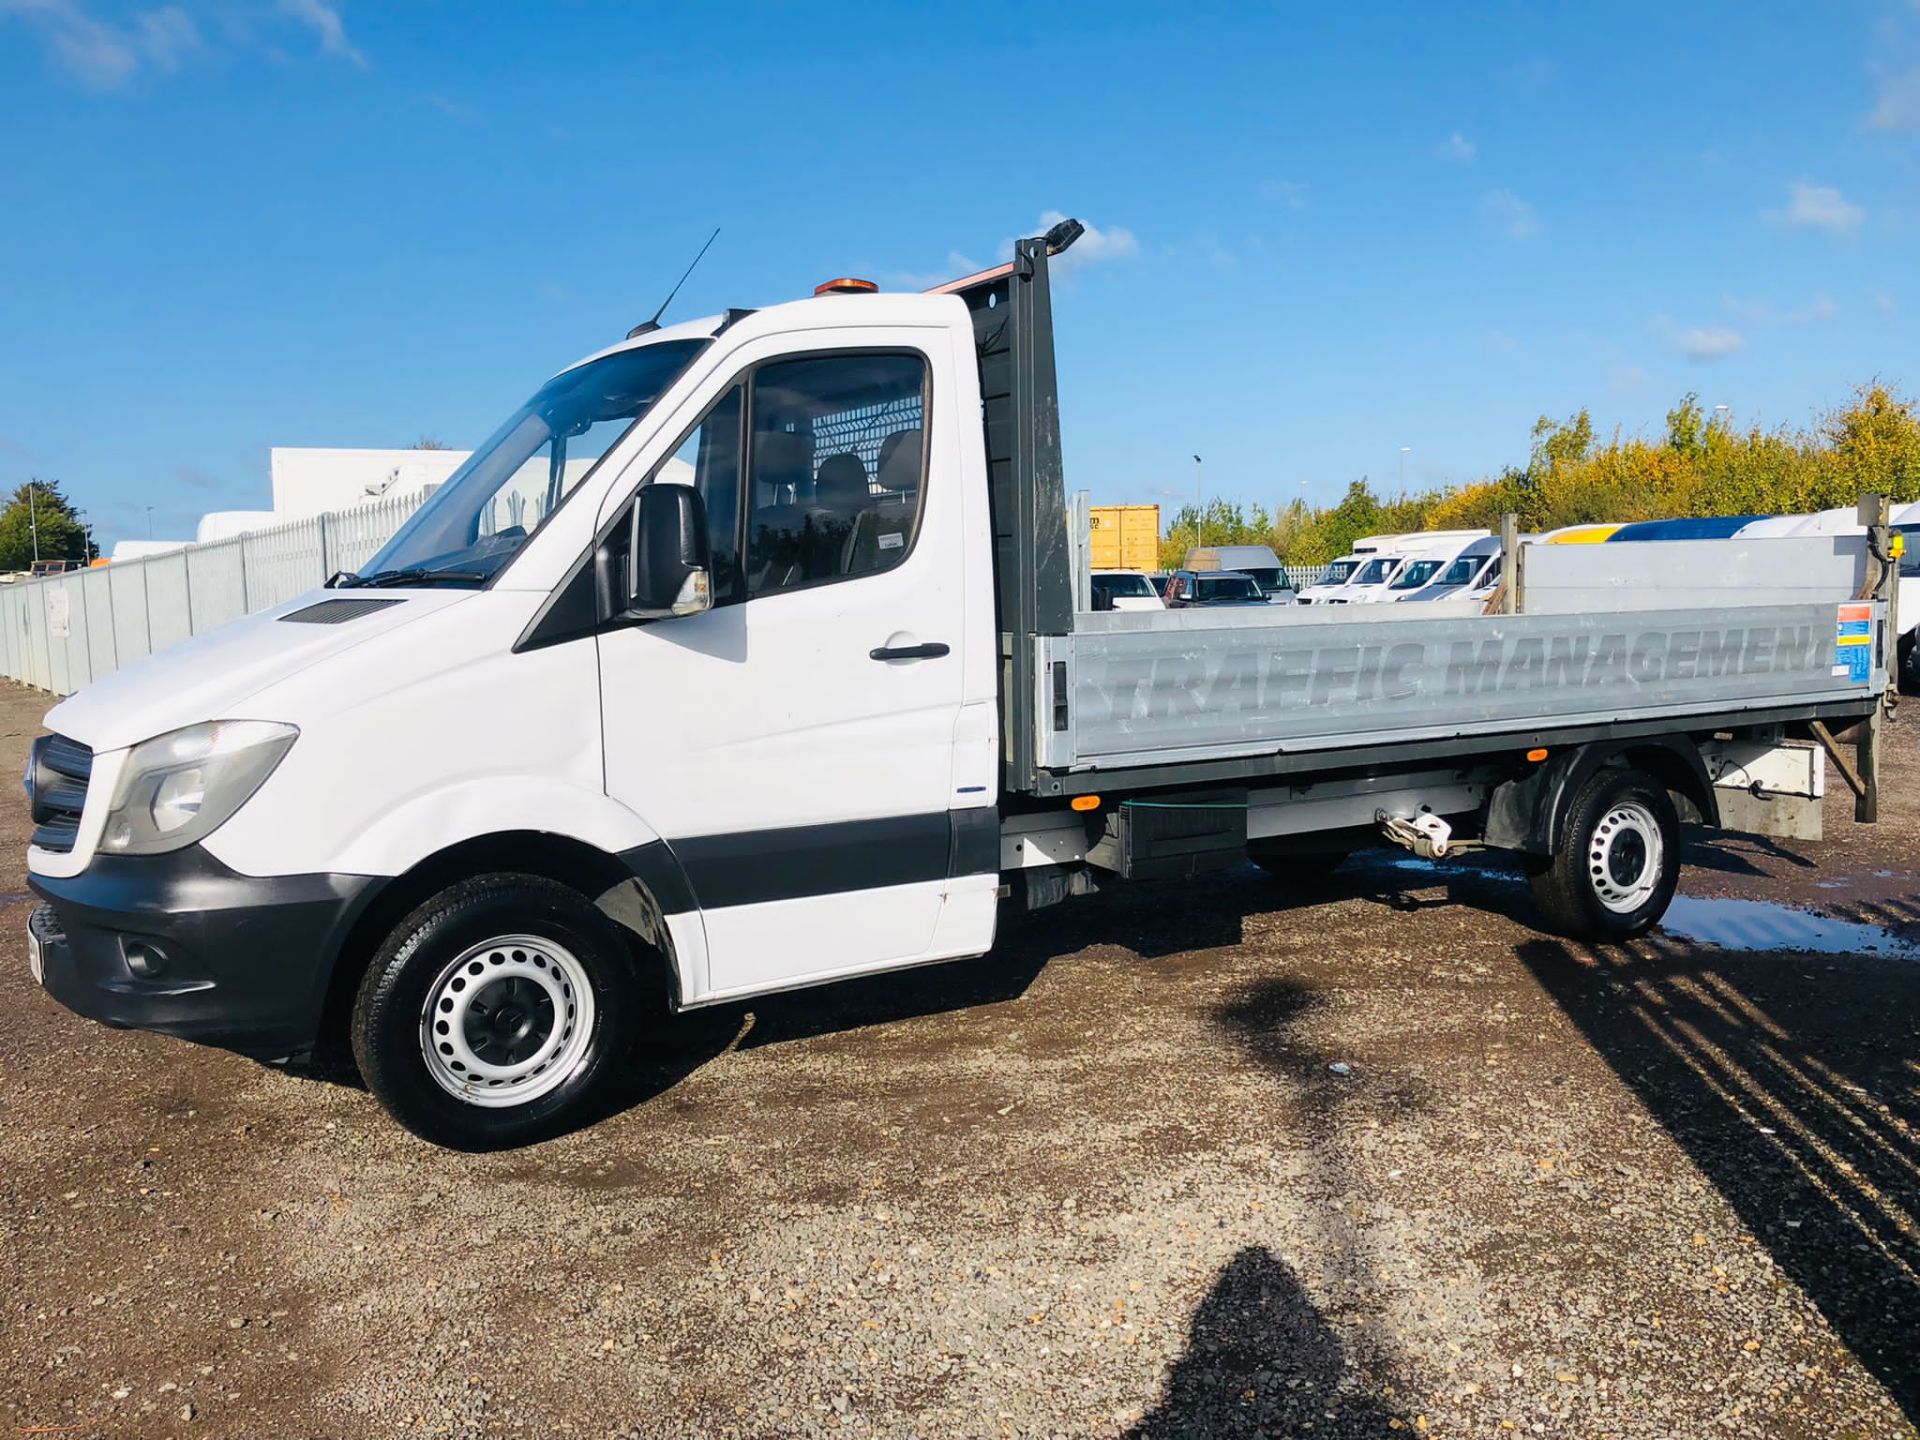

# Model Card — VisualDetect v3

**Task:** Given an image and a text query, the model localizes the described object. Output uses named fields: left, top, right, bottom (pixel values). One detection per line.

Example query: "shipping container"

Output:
left=1088, top=504, right=1159, bottom=572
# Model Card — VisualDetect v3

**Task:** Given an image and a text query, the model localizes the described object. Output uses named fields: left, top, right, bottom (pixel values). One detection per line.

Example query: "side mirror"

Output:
left=626, top=482, right=713, bottom=619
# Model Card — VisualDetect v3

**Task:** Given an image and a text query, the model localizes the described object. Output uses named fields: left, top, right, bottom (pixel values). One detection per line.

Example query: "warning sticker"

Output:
left=1835, top=602, right=1873, bottom=683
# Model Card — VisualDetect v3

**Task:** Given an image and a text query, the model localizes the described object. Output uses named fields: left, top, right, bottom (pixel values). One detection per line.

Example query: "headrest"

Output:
left=754, top=430, right=811, bottom=491
left=815, top=453, right=870, bottom=509
left=876, top=428, right=922, bottom=495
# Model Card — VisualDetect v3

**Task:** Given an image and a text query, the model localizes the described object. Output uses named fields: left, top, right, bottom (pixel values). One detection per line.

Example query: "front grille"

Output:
left=28, top=733, right=92, bottom=853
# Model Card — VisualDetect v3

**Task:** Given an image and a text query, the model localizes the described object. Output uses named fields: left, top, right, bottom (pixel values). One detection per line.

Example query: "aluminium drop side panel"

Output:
left=1523, top=535, right=1867, bottom=613
left=1039, top=599, right=1885, bottom=772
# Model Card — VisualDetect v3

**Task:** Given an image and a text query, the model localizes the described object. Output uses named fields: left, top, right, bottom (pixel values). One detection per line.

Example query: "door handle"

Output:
left=869, top=642, right=950, bottom=661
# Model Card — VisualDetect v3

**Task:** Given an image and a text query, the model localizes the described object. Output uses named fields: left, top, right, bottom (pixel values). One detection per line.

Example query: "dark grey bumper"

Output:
left=28, top=846, right=382, bottom=1063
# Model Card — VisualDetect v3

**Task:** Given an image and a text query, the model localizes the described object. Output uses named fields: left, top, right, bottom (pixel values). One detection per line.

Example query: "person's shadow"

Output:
left=1125, top=1247, right=1407, bottom=1438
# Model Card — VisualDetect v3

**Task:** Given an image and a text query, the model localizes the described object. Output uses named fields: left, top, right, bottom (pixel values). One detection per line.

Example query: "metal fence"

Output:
left=0, top=488, right=430, bottom=699
left=1285, top=564, right=1329, bottom=590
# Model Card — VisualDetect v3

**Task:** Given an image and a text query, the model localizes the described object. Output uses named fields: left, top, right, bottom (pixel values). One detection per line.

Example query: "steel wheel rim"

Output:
left=1589, top=801, right=1663, bottom=914
left=418, top=933, right=595, bottom=1108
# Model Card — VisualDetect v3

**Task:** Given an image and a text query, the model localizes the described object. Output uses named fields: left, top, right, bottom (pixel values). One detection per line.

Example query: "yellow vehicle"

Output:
left=1088, top=504, right=1159, bottom=572
left=1543, top=523, right=1622, bottom=544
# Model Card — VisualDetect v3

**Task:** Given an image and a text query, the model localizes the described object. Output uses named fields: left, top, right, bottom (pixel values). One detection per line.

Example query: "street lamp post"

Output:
left=1398, top=446, right=1411, bottom=497
left=1192, top=454, right=1203, bottom=554
left=26, top=481, right=38, bottom=564
left=146, top=505, right=154, bottom=540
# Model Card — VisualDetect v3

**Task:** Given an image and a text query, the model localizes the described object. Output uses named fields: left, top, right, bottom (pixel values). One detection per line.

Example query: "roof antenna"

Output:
left=627, top=226, right=720, bottom=339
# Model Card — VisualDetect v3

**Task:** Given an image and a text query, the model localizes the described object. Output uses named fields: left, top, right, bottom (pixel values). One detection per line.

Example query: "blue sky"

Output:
left=1, top=1, right=1915, bottom=547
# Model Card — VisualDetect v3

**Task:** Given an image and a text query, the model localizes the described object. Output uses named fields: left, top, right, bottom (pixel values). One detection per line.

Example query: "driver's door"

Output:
left=598, top=331, right=984, bottom=1002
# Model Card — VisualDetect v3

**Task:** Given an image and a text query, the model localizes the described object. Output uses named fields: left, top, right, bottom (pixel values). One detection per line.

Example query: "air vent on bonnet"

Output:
left=280, top=598, right=405, bottom=624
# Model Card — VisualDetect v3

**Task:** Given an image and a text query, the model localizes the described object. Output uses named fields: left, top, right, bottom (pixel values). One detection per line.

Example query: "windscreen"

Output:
left=1096, top=573, right=1156, bottom=598
left=345, top=339, right=706, bottom=587
left=1196, top=575, right=1258, bottom=601
left=1900, top=525, right=1920, bottom=577
left=1321, top=559, right=1358, bottom=585
left=1438, top=555, right=1480, bottom=586
left=1390, top=559, right=1444, bottom=590
left=1353, top=558, right=1396, bottom=585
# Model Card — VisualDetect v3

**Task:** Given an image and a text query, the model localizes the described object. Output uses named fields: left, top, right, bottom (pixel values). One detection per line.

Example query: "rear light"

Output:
left=814, top=277, right=878, bottom=295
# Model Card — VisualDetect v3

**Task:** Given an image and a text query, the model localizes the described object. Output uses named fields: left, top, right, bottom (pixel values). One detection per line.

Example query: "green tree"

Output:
left=1530, top=409, right=1594, bottom=473
left=0, top=479, right=94, bottom=571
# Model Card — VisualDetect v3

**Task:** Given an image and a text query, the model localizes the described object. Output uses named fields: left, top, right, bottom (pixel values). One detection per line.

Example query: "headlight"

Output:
left=100, top=720, right=298, bottom=856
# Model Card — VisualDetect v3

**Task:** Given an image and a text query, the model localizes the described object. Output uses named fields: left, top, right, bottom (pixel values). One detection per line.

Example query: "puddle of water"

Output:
left=1659, top=895, right=1920, bottom=959
left=1373, top=855, right=1521, bottom=884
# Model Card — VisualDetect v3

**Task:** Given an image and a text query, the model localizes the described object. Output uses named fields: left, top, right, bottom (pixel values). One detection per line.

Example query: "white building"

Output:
left=269, top=447, right=472, bottom=521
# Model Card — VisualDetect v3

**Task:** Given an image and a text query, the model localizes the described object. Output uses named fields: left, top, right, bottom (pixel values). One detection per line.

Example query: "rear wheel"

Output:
left=1530, top=767, right=1680, bottom=940
left=351, top=874, right=638, bottom=1150
left=1899, top=630, right=1919, bottom=696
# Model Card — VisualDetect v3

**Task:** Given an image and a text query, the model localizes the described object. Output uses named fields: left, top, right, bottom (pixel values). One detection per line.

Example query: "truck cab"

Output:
left=28, top=283, right=1014, bottom=1148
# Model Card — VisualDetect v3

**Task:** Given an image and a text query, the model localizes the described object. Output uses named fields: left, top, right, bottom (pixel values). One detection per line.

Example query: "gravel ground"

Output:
left=0, top=675, right=1915, bottom=1439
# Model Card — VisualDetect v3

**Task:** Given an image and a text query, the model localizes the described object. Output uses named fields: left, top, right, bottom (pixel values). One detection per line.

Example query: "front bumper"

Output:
left=28, top=845, right=382, bottom=1063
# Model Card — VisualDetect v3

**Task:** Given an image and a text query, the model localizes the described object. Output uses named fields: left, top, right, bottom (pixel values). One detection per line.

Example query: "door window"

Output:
left=745, top=353, right=927, bottom=596
left=646, top=385, right=743, bottom=601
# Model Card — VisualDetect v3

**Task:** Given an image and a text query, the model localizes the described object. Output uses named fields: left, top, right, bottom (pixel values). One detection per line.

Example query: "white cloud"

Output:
left=135, top=5, right=196, bottom=68
left=1480, top=188, right=1541, bottom=239
left=1769, top=181, right=1864, bottom=236
left=1867, top=65, right=1920, bottom=131
left=1721, top=292, right=1837, bottom=325
left=1485, top=329, right=1521, bottom=355
left=278, top=0, right=364, bottom=68
left=1501, top=56, right=1555, bottom=91
left=1608, top=363, right=1650, bottom=395
left=1875, top=289, right=1898, bottom=315
left=0, top=0, right=378, bottom=87
left=1665, top=323, right=1746, bottom=362
left=0, top=0, right=202, bottom=89
left=1261, top=179, right=1309, bottom=209
left=1437, top=131, right=1476, bottom=162
left=878, top=250, right=989, bottom=291
left=998, top=212, right=1138, bottom=272
left=427, top=91, right=478, bottom=123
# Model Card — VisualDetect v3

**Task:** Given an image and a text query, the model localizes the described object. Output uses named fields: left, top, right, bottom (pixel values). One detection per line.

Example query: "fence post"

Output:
left=1499, top=513, right=1520, bottom=615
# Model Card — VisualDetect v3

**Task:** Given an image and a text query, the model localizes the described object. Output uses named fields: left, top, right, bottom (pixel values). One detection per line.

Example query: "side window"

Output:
left=745, top=352, right=927, bottom=596
left=648, top=385, right=742, bottom=602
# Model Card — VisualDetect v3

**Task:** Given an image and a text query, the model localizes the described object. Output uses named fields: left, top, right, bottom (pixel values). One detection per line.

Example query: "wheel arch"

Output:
left=315, top=829, right=691, bottom=1069
left=1484, top=735, right=1717, bottom=855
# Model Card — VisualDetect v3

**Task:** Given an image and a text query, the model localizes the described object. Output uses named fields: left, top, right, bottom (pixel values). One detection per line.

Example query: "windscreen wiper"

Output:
left=341, top=567, right=491, bottom=588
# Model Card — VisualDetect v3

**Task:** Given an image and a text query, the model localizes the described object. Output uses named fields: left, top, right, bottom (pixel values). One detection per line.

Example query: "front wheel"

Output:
left=1530, top=767, right=1681, bottom=941
left=350, top=874, right=639, bottom=1149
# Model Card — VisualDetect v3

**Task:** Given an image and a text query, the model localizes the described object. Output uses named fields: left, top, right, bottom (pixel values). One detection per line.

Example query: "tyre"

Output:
left=350, top=874, right=639, bottom=1150
left=1899, top=630, right=1919, bottom=696
left=1530, top=767, right=1681, bottom=940
left=1248, top=845, right=1350, bottom=883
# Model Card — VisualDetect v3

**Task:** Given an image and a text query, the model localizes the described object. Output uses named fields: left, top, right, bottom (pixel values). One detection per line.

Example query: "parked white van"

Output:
left=1345, top=530, right=1491, bottom=604
left=1294, top=533, right=1405, bottom=605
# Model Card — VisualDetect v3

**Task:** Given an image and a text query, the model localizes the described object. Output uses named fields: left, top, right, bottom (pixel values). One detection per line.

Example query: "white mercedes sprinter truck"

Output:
left=25, top=222, right=1897, bottom=1147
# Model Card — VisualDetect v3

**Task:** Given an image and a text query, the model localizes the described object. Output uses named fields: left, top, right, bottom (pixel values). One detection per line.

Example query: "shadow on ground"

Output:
left=1514, top=934, right=1920, bottom=1424
left=1123, top=1247, right=1404, bottom=1439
